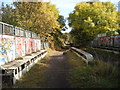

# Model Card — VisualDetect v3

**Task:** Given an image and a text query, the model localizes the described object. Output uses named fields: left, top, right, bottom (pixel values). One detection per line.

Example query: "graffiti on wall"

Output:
left=25, top=38, right=32, bottom=54
left=0, top=35, right=15, bottom=65
left=31, top=39, right=36, bottom=52
left=30, top=39, right=41, bottom=53
left=31, top=39, right=35, bottom=52
left=21, top=37, right=26, bottom=56
left=0, top=35, right=5, bottom=65
left=15, top=37, right=26, bottom=58
left=36, top=39, right=41, bottom=51
left=0, top=35, right=42, bottom=65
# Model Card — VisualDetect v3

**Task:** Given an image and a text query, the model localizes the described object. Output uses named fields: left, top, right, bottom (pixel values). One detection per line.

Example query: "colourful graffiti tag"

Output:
left=0, top=36, right=5, bottom=65
left=25, top=38, right=32, bottom=54
left=36, top=39, right=41, bottom=51
left=0, top=39, right=6, bottom=57
left=0, top=34, right=41, bottom=65
left=15, top=37, right=26, bottom=58
left=0, top=35, right=15, bottom=65
left=31, top=39, right=36, bottom=52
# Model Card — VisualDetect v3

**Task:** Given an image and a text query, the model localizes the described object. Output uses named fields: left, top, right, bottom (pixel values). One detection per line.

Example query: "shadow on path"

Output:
left=43, top=51, right=72, bottom=88
left=14, top=51, right=72, bottom=88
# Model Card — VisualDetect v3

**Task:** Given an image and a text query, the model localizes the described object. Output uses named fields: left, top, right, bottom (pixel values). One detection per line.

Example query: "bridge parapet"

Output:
left=0, top=50, right=47, bottom=86
left=71, top=47, right=94, bottom=64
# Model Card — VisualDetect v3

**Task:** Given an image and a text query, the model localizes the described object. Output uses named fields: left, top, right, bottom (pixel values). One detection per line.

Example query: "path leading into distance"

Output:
left=44, top=51, right=71, bottom=88
left=14, top=50, right=72, bottom=88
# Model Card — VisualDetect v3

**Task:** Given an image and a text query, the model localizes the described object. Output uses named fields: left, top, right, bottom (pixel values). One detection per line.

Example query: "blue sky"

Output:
left=0, top=0, right=120, bottom=32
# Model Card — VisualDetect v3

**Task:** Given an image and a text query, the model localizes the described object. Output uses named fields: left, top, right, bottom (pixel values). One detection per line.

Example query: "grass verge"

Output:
left=67, top=50, right=119, bottom=88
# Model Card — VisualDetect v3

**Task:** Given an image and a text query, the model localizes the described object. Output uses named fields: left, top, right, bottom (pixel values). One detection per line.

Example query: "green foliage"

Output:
left=14, top=2, right=60, bottom=36
left=1, top=3, right=17, bottom=25
left=49, top=30, right=65, bottom=50
left=117, top=12, right=120, bottom=31
left=71, top=66, right=118, bottom=88
left=57, top=15, right=66, bottom=28
left=1, top=1, right=66, bottom=50
left=68, top=2, right=119, bottom=46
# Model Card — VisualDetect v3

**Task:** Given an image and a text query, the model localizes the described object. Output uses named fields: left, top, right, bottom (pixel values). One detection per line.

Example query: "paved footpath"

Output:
left=43, top=51, right=71, bottom=88
left=14, top=50, right=72, bottom=88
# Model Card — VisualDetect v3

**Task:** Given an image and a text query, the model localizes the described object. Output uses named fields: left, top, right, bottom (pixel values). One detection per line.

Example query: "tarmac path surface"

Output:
left=41, top=51, right=72, bottom=88
left=14, top=50, right=72, bottom=88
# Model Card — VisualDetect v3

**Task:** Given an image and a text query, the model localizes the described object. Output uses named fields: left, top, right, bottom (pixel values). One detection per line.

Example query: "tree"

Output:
left=68, top=2, right=119, bottom=46
left=0, top=1, right=66, bottom=50
left=13, top=1, right=63, bottom=40
left=117, top=12, right=120, bottom=29
left=1, top=3, right=17, bottom=25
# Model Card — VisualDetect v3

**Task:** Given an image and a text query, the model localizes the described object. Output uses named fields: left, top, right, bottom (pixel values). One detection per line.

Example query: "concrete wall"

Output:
left=0, top=22, right=48, bottom=66
left=0, top=35, right=41, bottom=65
left=15, top=37, right=26, bottom=58
left=0, top=35, right=15, bottom=65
